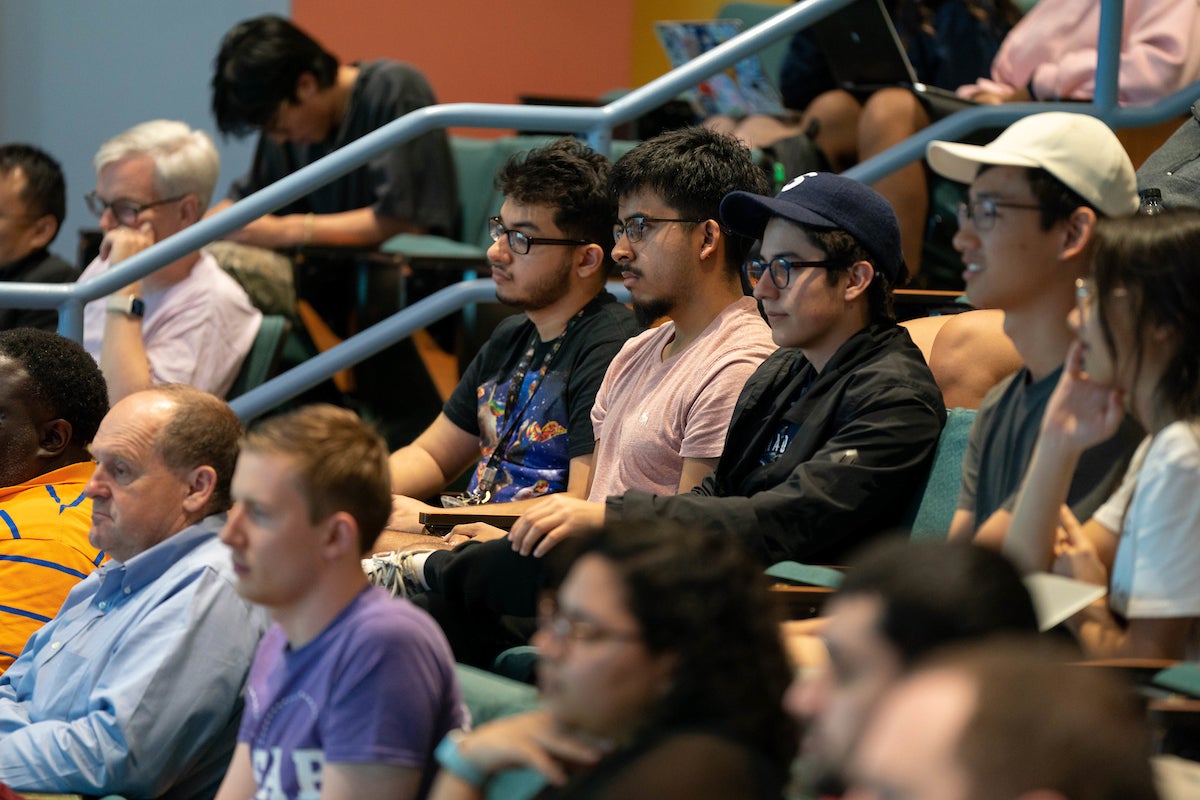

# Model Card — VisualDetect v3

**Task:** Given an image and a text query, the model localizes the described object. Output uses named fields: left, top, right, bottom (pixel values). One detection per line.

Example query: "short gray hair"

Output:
left=93, top=120, right=220, bottom=212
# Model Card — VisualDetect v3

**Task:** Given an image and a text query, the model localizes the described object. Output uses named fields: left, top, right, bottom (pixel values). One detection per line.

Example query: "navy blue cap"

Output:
left=719, top=171, right=905, bottom=283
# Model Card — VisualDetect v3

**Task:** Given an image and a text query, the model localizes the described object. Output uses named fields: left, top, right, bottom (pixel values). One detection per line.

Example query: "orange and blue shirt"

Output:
left=0, top=462, right=102, bottom=673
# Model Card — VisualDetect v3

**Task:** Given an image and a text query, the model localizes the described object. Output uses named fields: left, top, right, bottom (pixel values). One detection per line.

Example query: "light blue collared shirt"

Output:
left=0, top=514, right=268, bottom=799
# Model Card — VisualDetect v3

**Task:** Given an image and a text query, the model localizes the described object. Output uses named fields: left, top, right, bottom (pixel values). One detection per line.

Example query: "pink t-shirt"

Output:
left=81, top=251, right=262, bottom=398
left=959, top=0, right=1200, bottom=105
left=587, top=296, right=775, bottom=501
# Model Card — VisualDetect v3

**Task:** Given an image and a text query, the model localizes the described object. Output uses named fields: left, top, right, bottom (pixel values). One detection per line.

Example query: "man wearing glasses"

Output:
left=526, top=171, right=947, bottom=566
left=78, top=120, right=261, bottom=403
left=378, top=138, right=638, bottom=548
left=925, top=112, right=1143, bottom=546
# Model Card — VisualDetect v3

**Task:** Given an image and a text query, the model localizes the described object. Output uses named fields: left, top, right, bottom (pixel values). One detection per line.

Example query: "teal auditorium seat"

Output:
left=455, top=663, right=547, bottom=799
left=382, top=135, right=641, bottom=264
left=226, top=314, right=290, bottom=401
left=902, top=406, right=977, bottom=540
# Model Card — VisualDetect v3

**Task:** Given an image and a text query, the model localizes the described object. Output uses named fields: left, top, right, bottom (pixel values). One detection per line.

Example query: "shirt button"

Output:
left=124, top=587, right=131, bottom=595
left=51, top=642, right=61, bottom=650
left=98, top=601, right=107, bottom=610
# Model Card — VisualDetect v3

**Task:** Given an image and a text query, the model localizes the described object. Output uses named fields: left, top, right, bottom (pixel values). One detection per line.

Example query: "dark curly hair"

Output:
left=608, top=126, right=771, bottom=271
left=1087, top=209, right=1200, bottom=428
left=548, top=521, right=798, bottom=770
left=0, top=328, right=107, bottom=446
left=211, top=15, right=339, bottom=137
left=495, top=138, right=617, bottom=273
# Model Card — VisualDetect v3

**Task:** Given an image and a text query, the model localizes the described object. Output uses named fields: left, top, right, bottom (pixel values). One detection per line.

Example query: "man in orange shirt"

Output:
left=0, top=329, right=108, bottom=672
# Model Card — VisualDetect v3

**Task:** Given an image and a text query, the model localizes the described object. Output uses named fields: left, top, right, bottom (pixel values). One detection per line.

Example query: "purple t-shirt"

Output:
left=238, top=587, right=467, bottom=799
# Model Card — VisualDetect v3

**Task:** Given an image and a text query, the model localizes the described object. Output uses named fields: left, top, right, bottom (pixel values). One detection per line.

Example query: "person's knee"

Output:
left=860, top=88, right=929, bottom=148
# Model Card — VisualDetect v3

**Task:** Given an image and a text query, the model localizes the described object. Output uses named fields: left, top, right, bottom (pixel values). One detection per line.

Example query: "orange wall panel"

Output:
left=293, top=0, right=635, bottom=116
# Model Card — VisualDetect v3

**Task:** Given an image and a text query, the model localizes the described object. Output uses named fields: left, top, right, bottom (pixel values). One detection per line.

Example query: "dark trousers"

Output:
left=414, top=539, right=545, bottom=668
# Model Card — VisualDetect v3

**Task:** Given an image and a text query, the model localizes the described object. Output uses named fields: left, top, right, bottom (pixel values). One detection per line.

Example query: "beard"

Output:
left=494, top=257, right=573, bottom=311
left=632, top=296, right=672, bottom=327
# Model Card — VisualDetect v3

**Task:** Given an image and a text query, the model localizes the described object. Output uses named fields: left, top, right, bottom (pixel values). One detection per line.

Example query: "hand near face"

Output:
left=100, top=220, right=155, bottom=266
left=454, top=710, right=612, bottom=786
left=1040, top=340, right=1125, bottom=455
left=508, top=495, right=606, bottom=557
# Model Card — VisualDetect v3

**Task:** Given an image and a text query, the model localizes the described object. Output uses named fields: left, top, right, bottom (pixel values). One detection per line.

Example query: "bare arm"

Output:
left=97, top=223, right=156, bottom=404
left=1003, top=342, right=1125, bottom=573
left=947, top=508, right=978, bottom=542
left=1068, top=604, right=1194, bottom=660
left=390, top=414, right=482, bottom=499
left=214, top=744, right=257, bottom=800
left=212, top=204, right=419, bottom=250
left=322, top=762, right=422, bottom=800
left=677, top=457, right=718, bottom=494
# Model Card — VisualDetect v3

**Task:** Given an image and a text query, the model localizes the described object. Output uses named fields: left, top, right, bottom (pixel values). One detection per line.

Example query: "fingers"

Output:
left=1065, top=338, right=1086, bottom=378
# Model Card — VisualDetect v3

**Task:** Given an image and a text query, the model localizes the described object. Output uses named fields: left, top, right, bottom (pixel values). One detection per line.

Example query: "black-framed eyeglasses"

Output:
left=956, top=198, right=1042, bottom=232
left=84, top=192, right=185, bottom=227
left=536, top=599, right=641, bottom=646
left=488, top=216, right=591, bottom=255
left=613, top=215, right=707, bottom=245
left=741, top=257, right=849, bottom=290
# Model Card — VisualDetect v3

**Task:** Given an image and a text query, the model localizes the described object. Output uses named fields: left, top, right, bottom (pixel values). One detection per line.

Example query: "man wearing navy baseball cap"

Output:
left=518, top=171, right=946, bottom=565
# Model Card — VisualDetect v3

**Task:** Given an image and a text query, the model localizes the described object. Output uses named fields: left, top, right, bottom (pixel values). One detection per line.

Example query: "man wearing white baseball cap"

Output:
left=927, top=112, right=1144, bottom=546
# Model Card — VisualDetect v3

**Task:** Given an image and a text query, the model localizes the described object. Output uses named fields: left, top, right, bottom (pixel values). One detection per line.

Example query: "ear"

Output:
left=36, top=418, right=72, bottom=459
left=27, top=213, right=57, bottom=250
left=320, top=511, right=361, bottom=560
left=697, top=219, right=722, bottom=263
left=1058, top=207, right=1097, bottom=261
left=294, top=71, right=319, bottom=101
left=177, top=193, right=201, bottom=226
left=575, top=242, right=606, bottom=280
left=843, top=260, right=875, bottom=303
left=180, top=465, right=218, bottom=515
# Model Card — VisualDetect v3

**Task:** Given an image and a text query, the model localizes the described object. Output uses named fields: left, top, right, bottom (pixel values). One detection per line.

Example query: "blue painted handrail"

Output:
left=1, top=0, right=1192, bottom=420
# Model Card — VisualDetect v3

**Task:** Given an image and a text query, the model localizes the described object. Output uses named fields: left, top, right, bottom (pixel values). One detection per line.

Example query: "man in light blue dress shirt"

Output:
left=0, top=384, right=268, bottom=799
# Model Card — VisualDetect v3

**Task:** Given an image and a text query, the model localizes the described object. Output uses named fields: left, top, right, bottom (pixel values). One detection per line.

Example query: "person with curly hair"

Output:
left=429, top=520, right=797, bottom=798
left=0, top=328, right=108, bottom=674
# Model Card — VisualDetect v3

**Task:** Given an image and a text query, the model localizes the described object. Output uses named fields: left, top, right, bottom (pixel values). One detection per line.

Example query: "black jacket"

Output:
left=608, top=322, right=946, bottom=564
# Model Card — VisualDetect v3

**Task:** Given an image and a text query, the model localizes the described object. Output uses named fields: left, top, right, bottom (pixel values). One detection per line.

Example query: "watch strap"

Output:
left=105, top=294, right=145, bottom=318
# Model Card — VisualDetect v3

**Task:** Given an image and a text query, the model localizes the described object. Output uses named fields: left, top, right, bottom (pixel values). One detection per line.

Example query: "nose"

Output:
left=612, top=232, right=633, bottom=264
left=752, top=274, right=777, bottom=301
left=486, top=237, right=510, bottom=266
left=952, top=218, right=980, bottom=254
left=98, top=205, right=119, bottom=233
left=84, top=467, right=109, bottom=500
left=219, top=503, right=245, bottom=546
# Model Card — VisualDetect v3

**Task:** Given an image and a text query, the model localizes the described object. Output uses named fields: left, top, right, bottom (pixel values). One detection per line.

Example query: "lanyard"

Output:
left=466, top=307, right=586, bottom=503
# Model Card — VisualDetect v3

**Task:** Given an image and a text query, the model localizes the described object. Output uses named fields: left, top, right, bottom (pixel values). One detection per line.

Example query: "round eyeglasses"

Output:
left=536, top=599, right=641, bottom=646
left=612, top=215, right=706, bottom=245
left=956, top=198, right=1042, bottom=232
left=84, top=192, right=185, bottom=227
left=741, top=257, right=848, bottom=290
left=488, top=216, right=591, bottom=255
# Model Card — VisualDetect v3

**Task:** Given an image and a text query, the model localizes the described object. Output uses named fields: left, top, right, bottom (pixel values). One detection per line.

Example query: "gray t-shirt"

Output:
left=957, top=365, right=1142, bottom=528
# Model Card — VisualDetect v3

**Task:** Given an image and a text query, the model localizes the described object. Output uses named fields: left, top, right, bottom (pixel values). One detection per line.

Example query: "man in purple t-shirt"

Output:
left=215, top=405, right=465, bottom=800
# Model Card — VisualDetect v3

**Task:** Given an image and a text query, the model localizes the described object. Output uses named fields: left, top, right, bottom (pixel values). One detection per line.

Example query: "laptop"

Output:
left=812, top=0, right=969, bottom=105
left=654, top=20, right=785, bottom=117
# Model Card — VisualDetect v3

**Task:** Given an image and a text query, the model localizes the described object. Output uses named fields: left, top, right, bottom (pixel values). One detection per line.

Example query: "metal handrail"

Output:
left=1, top=0, right=1192, bottom=420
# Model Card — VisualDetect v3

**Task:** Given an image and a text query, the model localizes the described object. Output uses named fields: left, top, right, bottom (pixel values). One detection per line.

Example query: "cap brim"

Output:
left=719, top=190, right=840, bottom=240
left=926, top=140, right=1043, bottom=185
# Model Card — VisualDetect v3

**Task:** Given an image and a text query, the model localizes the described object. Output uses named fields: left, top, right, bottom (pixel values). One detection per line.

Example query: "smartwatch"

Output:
left=105, top=294, right=145, bottom=318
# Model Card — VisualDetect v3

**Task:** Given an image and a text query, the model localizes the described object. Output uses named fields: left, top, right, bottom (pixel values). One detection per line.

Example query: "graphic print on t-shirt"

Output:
left=471, top=368, right=571, bottom=502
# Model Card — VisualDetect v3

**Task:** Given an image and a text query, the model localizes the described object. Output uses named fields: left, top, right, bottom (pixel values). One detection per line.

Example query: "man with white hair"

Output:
left=80, top=120, right=261, bottom=403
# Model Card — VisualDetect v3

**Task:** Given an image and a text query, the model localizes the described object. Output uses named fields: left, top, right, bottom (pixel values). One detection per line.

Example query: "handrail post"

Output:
left=1094, top=0, right=1124, bottom=121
